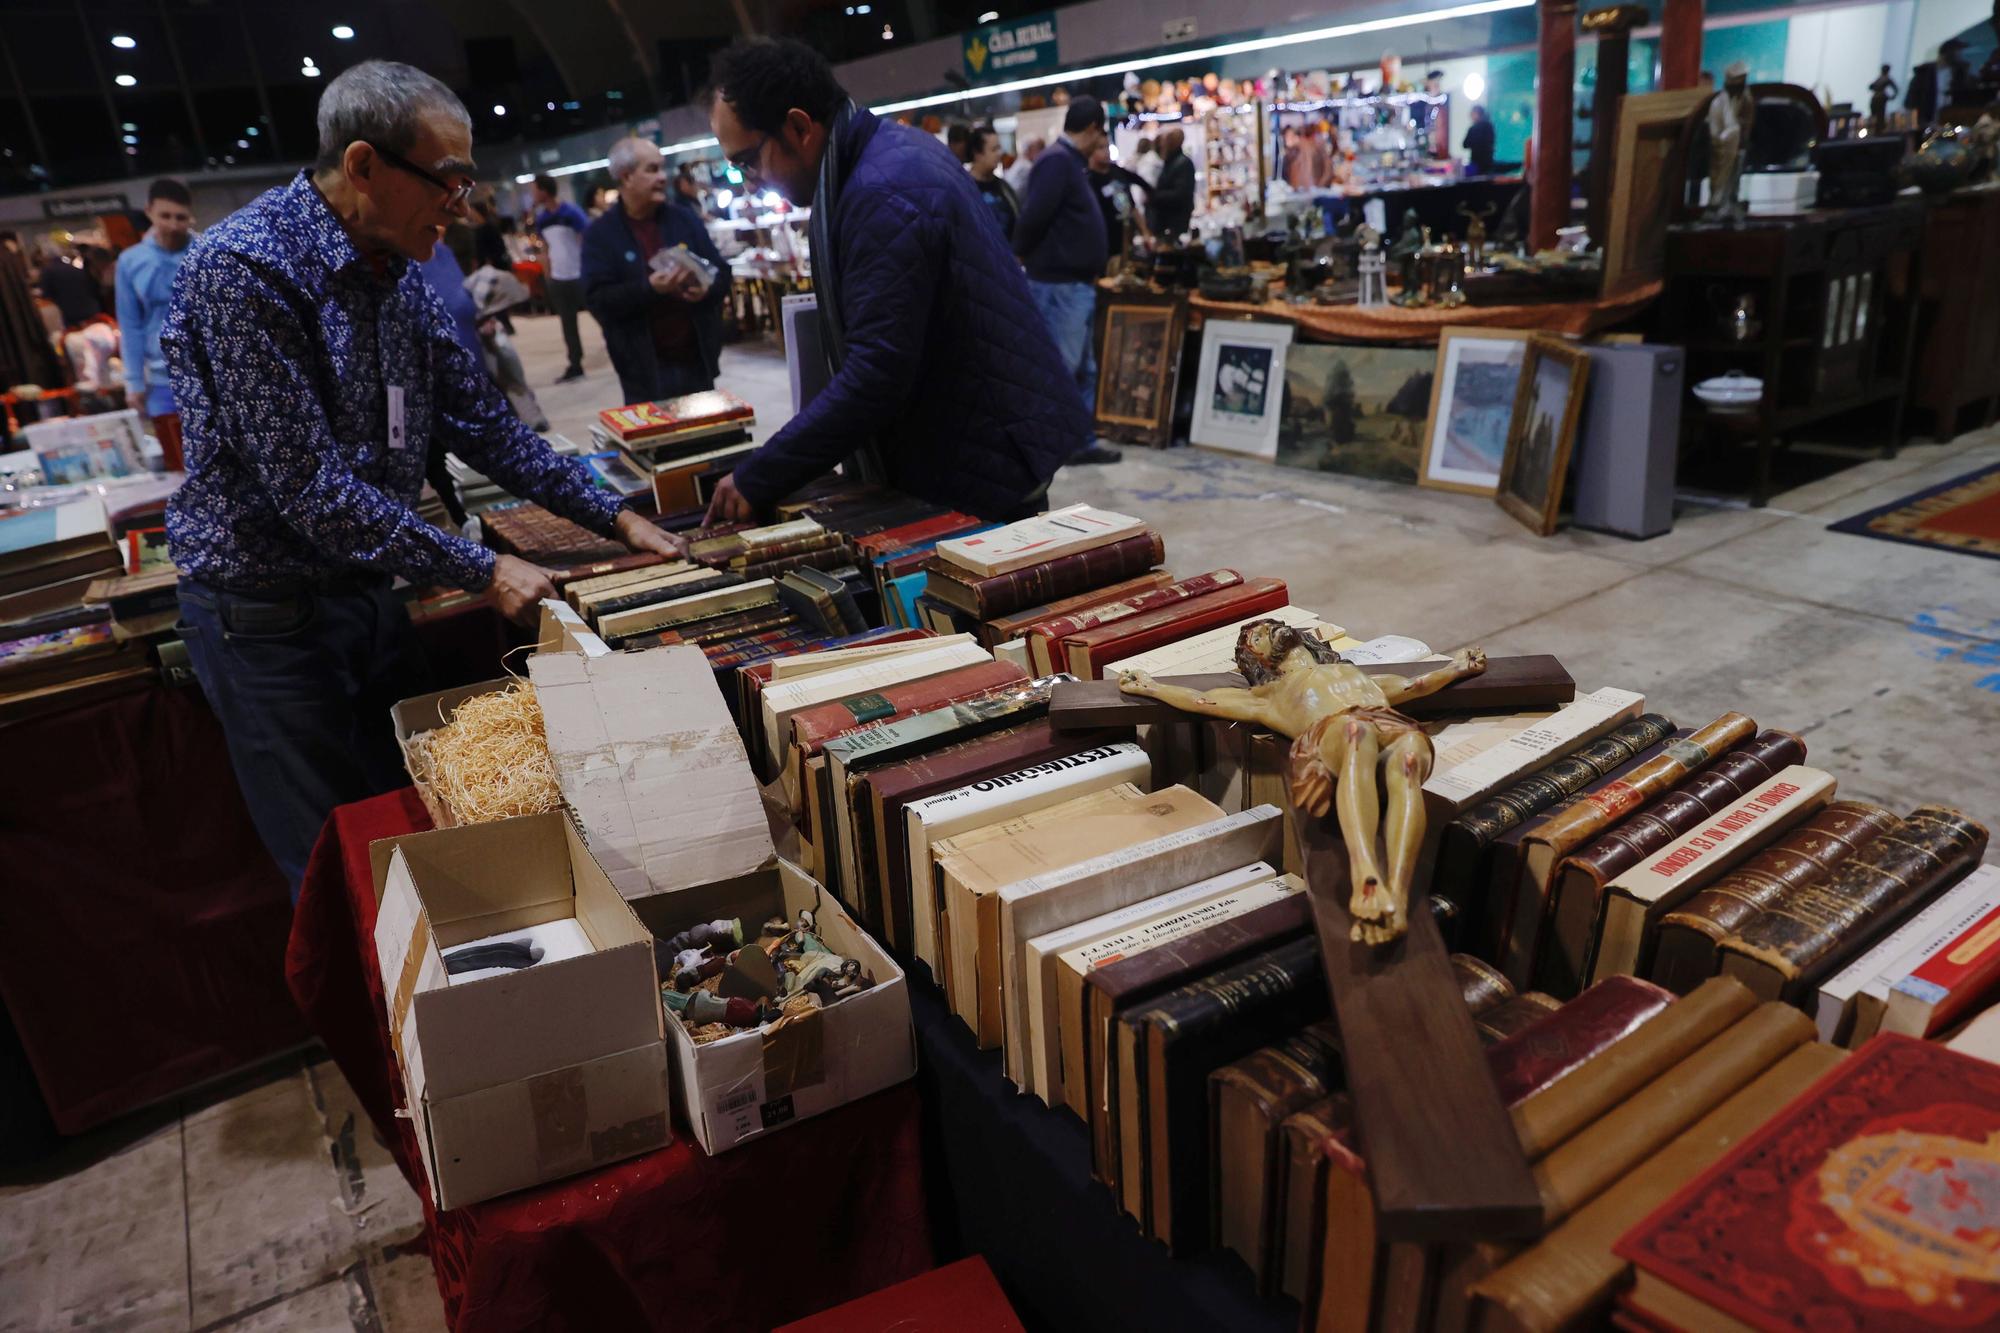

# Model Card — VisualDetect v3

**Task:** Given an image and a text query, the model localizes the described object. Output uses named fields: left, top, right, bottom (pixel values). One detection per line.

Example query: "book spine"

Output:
left=1069, top=582, right=1288, bottom=675
left=1034, top=570, right=1245, bottom=641
left=1721, top=806, right=1989, bottom=994
left=1487, top=976, right=1673, bottom=1105
left=736, top=545, right=860, bottom=580
left=1142, top=936, right=1323, bottom=1033
left=1529, top=712, right=1756, bottom=858
left=729, top=532, right=841, bottom=565
left=984, top=572, right=1177, bottom=641
left=792, top=661, right=1028, bottom=752
left=590, top=573, right=746, bottom=619
left=931, top=532, right=1166, bottom=620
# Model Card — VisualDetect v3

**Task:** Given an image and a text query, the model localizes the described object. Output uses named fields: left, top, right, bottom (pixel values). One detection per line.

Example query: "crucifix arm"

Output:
left=1376, top=647, right=1487, bottom=706
left=1117, top=670, right=1276, bottom=728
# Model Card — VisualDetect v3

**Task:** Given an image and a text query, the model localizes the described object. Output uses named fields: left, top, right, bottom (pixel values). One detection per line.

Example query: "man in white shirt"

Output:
left=1003, top=137, right=1044, bottom=197
left=530, top=174, right=591, bottom=383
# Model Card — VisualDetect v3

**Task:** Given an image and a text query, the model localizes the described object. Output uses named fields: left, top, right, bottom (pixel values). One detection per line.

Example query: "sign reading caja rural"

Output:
left=964, top=12, right=1059, bottom=83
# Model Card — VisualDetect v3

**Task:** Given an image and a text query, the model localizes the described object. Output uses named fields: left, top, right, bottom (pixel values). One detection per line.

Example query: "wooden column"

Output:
left=1661, top=0, right=1705, bottom=90
left=1583, top=6, right=1650, bottom=252
left=1531, top=0, right=1581, bottom=252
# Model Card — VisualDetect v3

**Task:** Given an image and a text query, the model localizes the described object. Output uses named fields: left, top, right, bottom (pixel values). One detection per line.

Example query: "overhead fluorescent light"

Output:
left=332, top=24, right=356, bottom=40
left=110, top=34, right=136, bottom=50
left=873, top=0, right=1535, bottom=113
left=114, top=73, right=137, bottom=87
left=978, top=10, right=1000, bottom=21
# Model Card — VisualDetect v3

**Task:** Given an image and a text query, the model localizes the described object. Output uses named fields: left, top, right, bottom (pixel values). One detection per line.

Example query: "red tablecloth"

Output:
left=0, top=684, right=304, bottom=1133
left=287, top=788, right=933, bottom=1332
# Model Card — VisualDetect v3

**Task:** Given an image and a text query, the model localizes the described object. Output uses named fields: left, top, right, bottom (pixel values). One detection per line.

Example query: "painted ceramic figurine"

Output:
left=1117, top=620, right=1487, bottom=945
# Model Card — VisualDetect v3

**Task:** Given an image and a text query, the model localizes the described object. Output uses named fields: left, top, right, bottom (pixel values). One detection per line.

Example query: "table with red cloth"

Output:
left=287, top=786, right=933, bottom=1332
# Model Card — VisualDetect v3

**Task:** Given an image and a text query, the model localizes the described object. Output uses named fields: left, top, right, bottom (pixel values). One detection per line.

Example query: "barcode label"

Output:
left=716, top=1086, right=757, bottom=1115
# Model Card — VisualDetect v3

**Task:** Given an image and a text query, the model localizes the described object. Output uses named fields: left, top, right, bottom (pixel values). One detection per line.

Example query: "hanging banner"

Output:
left=964, top=12, right=1059, bottom=85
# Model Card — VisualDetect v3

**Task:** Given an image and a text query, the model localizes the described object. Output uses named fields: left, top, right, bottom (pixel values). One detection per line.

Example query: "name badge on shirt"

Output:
left=387, top=385, right=407, bottom=451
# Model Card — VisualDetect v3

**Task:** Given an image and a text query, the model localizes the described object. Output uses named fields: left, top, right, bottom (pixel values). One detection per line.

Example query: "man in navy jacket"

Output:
left=580, top=136, right=731, bottom=407
left=702, top=38, right=1089, bottom=524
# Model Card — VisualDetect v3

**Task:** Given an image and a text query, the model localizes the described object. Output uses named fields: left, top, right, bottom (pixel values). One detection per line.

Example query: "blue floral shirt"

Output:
left=164, top=171, right=623, bottom=592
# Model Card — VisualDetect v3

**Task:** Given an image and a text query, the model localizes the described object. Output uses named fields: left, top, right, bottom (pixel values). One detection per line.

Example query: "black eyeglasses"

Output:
left=371, top=144, right=475, bottom=208
left=726, top=132, right=771, bottom=172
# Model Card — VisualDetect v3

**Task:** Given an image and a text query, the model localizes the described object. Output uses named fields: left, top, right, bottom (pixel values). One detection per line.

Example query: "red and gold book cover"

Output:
left=598, top=389, right=754, bottom=442
left=1615, top=1033, right=2000, bottom=1330
left=788, top=659, right=1030, bottom=757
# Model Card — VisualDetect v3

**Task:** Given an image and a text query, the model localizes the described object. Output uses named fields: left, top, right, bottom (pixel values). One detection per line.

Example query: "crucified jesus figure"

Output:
left=1118, top=619, right=1487, bottom=945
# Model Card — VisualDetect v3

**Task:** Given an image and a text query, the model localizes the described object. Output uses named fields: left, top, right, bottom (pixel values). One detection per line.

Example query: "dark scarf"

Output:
left=806, top=100, right=885, bottom=482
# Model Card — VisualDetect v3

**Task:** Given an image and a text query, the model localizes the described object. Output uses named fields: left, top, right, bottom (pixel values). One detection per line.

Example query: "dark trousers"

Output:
left=176, top=578, right=432, bottom=897
left=546, top=276, right=586, bottom=373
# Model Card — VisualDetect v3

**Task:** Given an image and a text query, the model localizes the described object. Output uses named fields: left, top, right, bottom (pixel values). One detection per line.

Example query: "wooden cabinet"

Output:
left=1912, top=187, right=2000, bottom=441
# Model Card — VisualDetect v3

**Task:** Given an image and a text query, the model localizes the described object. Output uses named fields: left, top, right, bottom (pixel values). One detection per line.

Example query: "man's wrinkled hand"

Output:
left=614, top=508, right=681, bottom=559
left=485, top=553, right=557, bottom=626
left=703, top=472, right=755, bottom=526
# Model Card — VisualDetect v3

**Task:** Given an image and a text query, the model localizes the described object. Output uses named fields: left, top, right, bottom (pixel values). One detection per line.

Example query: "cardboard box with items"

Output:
left=368, top=809, right=671, bottom=1210
left=527, top=644, right=916, bottom=1154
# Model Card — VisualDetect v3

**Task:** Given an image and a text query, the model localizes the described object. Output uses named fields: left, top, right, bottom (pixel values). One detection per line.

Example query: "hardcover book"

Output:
left=1651, top=801, right=1900, bottom=996
left=933, top=503, right=1149, bottom=577
left=920, top=531, right=1166, bottom=621
left=1883, top=870, right=2000, bottom=1038
left=1022, top=569, right=1246, bottom=674
left=1422, top=687, right=1647, bottom=814
left=595, top=579, right=779, bottom=642
left=1212, top=1021, right=1344, bottom=1287
left=1058, top=577, right=1290, bottom=679
left=980, top=571, right=1177, bottom=647
left=1721, top=806, right=1989, bottom=1003
left=1615, top=1034, right=2000, bottom=1333
left=1817, top=864, right=2000, bottom=1045
left=759, top=635, right=987, bottom=773
left=597, top=389, right=753, bottom=443
left=1099, top=605, right=1351, bottom=678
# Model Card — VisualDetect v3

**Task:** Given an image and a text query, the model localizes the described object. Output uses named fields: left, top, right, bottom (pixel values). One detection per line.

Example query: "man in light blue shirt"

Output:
left=115, top=177, right=195, bottom=467
left=531, top=174, right=592, bottom=382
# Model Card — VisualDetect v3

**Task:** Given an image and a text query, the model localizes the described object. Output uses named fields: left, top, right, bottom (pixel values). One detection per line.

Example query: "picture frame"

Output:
left=1189, top=317, right=1294, bottom=457
left=1601, top=88, right=1711, bottom=299
left=1495, top=336, right=1591, bottom=536
left=1093, top=290, right=1189, bottom=448
left=1419, top=326, right=1536, bottom=495
left=1277, top=343, right=1435, bottom=483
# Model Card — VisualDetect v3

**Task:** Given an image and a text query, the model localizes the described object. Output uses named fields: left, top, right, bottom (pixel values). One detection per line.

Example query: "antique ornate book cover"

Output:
left=1615, top=1034, right=2000, bottom=1331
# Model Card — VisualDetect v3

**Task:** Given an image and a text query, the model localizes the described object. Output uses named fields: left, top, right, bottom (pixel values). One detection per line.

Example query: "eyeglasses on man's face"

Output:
left=372, top=143, right=475, bottom=209
left=726, top=132, right=772, bottom=174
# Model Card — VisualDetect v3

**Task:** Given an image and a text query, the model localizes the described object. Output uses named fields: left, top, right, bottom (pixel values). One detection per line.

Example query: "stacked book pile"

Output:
left=0, top=493, right=152, bottom=720
left=591, top=389, right=756, bottom=513
left=481, top=499, right=629, bottom=567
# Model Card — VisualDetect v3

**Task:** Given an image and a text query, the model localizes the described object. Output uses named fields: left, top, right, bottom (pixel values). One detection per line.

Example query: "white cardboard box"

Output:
left=527, top=644, right=915, bottom=1153
left=368, top=810, right=670, bottom=1210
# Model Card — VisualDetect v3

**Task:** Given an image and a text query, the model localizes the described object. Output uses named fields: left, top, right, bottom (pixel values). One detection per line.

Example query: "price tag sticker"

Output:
left=387, top=385, right=407, bottom=451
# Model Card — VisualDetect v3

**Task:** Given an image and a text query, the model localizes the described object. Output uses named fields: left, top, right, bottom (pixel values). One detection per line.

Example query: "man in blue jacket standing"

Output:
left=115, top=177, right=195, bottom=468
left=1013, top=100, right=1120, bottom=464
left=580, top=137, right=731, bottom=408
left=702, top=38, right=1089, bottom=524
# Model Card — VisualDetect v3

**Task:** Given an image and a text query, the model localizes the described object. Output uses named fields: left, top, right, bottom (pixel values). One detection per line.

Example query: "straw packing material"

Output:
left=413, top=683, right=563, bottom=826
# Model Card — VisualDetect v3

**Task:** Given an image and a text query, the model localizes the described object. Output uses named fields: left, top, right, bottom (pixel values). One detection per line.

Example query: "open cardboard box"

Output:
left=368, top=810, right=671, bottom=1210
left=527, top=645, right=915, bottom=1154
left=389, top=677, right=512, bottom=829
left=537, top=598, right=612, bottom=658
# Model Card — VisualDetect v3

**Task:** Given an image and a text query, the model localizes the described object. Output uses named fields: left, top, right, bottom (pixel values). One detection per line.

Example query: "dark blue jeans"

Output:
left=176, top=578, right=432, bottom=897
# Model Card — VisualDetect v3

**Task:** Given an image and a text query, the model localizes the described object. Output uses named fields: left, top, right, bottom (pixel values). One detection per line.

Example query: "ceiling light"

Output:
left=331, top=24, right=355, bottom=40
left=236, top=138, right=249, bottom=148
left=302, top=65, right=320, bottom=78
left=978, top=9, right=999, bottom=20
left=247, top=126, right=259, bottom=135
left=493, top=104, right=507, bottom=116
left=1463, top=71, right=1486, bottom=101
left=715, top=188, right=733, bottom=208
left=114, top=74, right=137, bottom=87
left=225, top=154, right=236, bottom=164
left=122, top=134, right=138, bottom=145
left=872, top=0, right=1535, bottom=114
left=110, top=34, right=135, bottom=49
left=546, top=101, right=555, bottom=110
left=121, top=121, right=136, bottom=131
left=857, top=3, right=871, bottom=12
left=126, top=146, right=138, bottom=156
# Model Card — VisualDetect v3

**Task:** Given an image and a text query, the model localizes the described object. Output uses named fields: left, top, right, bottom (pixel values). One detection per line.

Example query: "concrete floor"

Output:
left=8, top=308, right=1997, bottom=1331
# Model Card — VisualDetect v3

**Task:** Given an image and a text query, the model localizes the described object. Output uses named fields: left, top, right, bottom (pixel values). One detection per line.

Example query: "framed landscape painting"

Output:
left=1276, top=343, right=1435, bottom=484
left=1419, top=327, right=1534, bottom=495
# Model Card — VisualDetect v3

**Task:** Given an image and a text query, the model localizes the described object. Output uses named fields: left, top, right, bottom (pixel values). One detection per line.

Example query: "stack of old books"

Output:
left=592, top=389, right=756, bottom=513
left=0, top=494, right=151, bottom=719
left=480, top=499, right=629, bottom=568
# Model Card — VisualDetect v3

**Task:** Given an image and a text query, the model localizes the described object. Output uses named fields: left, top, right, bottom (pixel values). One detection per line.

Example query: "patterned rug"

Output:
left=1827, top=462, right=2000, bottom=562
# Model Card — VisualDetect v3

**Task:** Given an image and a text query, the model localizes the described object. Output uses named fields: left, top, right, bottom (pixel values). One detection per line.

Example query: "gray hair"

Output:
left=608, top=136, right=662, bottom=182
left=315, top=60, right=471, bottom=170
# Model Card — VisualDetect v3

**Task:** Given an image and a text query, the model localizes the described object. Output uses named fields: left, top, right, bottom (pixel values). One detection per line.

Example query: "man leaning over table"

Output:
left=162, top=60, right=676, bottom=894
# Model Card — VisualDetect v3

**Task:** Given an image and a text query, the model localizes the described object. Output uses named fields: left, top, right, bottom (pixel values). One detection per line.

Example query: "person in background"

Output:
left=161, top=60, right=675, bottom=892
left=414, top=243, right=483, bottom=528
left=1419, top=70, right=1450, bottom=155
left=675, top=163, right=707, bottom=213
left=700, top=38, right=1088, bottom=523
left=114, top=177, right=196, bottom=469
left=1908, top=39, right=1971, bottom=127
left=529, top=174, right=590, bottom=383
left=1463, top=104, right=1497, bottom=177
left=1147, top=127, right=1195, bottom=240
left=1133, top=136, right=1162, bottom=188
left=580, top=136, right=732, bottom=407
left=1014, top=99, right=1120, bottom=465
left=36, top=243, right=103, bottom=328
left=1003, top=136, right=1044, bottom=195
left=946, top=122, right=972, bottom=164
left=1086, top=144, right=1150, bottom=254
left=967, top=123, right=1019, bottom=241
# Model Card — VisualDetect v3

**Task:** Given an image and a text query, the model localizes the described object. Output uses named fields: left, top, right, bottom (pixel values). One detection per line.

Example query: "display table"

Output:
left=1187, top=282, right=1659, bottom=344
left=287, top=786, right=933, bottom=1332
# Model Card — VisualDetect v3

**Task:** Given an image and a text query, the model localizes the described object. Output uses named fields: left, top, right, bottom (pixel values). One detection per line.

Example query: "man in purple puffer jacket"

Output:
left=704, top=38, right=1090, bottom=524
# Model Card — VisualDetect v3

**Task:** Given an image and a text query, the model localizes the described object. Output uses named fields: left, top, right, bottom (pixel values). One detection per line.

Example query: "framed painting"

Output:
left=1189, top=317, right=1294, bottom=458
left=1601, top=88, right=1710, bottom=299
left=1094, top=290, right=1188, bottom=447
left=1276, top=343, right=1436, bottom=484
left=1496, top=336, right=1591, bottom=536
left=1419, top=326, right=1535, bottom=495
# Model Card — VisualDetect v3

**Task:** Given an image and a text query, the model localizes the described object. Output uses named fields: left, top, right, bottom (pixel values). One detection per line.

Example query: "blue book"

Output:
left=885, top=572, right=928, bottom=628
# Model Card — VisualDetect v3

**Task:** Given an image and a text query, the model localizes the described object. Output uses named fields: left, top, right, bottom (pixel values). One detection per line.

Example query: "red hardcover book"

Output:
left=921, top=532, right=1166, bottom=621
left=773, top=1256, right=1025, bottom=1333
left=734, top=628, right=934, bottom=740
left=1615, top=1033, right=2000, bottom=1331
left=1059, top=577, right=1290, bottom=678
left=598, top=389, right=754, bottom=443
left=854, top=513, right=983, bottom=558
left=1884, top=892, right=2000, bottom=1038
left=980, top=571, right=1179, bottom=646
left=548, top=552, right=669, bottom=591
left=1022, top=569, right=1245, bottom=672
left=1485, top=975, right=1674, bottom=1105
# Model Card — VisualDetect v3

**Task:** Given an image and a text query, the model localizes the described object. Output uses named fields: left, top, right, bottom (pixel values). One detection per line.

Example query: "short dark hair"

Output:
left=1063, top=99, right=1106, bottom=135
left=709, top=37, right=847, bottom=134
left=967, top=124, right=1000, bottom=157
left=148, top=177, right=191, bottom=207
left=532, top=173, right=557, bottom=196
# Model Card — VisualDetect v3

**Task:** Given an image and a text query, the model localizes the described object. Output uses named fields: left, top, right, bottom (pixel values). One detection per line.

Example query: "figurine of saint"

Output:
left=1706, top=61, right=1756, bottom=222
left=1869, top=65, right=1899, bottom=131
left=1117, top=620, right=1487, bottom=944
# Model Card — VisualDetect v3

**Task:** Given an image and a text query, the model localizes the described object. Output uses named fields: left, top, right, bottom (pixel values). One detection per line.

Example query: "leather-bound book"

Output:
left=1279, top=1095, right=1350, bottom=1303
left=1438, top=714, right=1676, bottom=918
left=1539, top=731, right=1806, bottom=995
left=1487, top=976, right=1674, bottom=1106
left=589, top=570, right=749, bottom=621
left=1452, top=953, right=1517, bottom=1015
left=920, top=531, right=1167, bottom=620
left=978, top=570, right=1176, bottom=647
left=1022, top=569, right=1246, bottom=673
left=1487, top=729, right=1694, bottom=988
left=548, top=551, right=669, bottom=593
left=1720, top=805, right=1990, bottom=1002
left=1130, top=936, right=1329, bottom=1252
left=1057, top=577, right=1290, bottom=678
left=849, top=511, right=982, bottom=557
left=1474, top=991, right=1563, bottom=1042
left=1650, top=801, right=1898, bottom=995
left=1470, top=1042, right=1844, bottom=1333
left=1210, top=1021, right=1343, bottom=1288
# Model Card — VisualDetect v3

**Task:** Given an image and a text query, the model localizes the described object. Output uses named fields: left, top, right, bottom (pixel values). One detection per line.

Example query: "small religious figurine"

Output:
left=1459, top=201, right=1495, bottom=269
left=1706, top=61, right=1756, bottom=223
left=1869, top=65, right=1899, bottom=131
left=1117, top=620, right=1488, bottom=945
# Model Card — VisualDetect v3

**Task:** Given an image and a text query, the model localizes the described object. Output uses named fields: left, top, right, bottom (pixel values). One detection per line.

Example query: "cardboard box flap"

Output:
left=530, top=647, right=772, bottom=901
left=537, top=598, right=611, bottom=658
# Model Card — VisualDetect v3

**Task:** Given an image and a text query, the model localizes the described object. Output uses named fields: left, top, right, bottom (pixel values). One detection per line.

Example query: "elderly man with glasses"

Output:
left=580, top=136, right=732, bottom=409
left=162, top=60, right=675, bottom=894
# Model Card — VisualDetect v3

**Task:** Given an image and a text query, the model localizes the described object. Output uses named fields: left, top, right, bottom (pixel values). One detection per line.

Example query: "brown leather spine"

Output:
left=1452, top=953, right=1518, bottom=1014
left=1650, top=801, right=1899, bottom=994
left=1525, top=712, right=1756, bottom=861
left=1474, top=992, right=1563, bottom=1043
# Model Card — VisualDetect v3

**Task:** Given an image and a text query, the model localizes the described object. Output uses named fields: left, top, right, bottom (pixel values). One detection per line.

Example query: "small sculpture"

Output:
left=1117, top=620, right=1488, bottom=945
left=1459, top=202, right=1495, bottom=269
left=1869, top=65, right=1899, bottom=132
left=1706, top=62, right=1757, bottom=223
left=663, top=918, right=742, bottom=955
